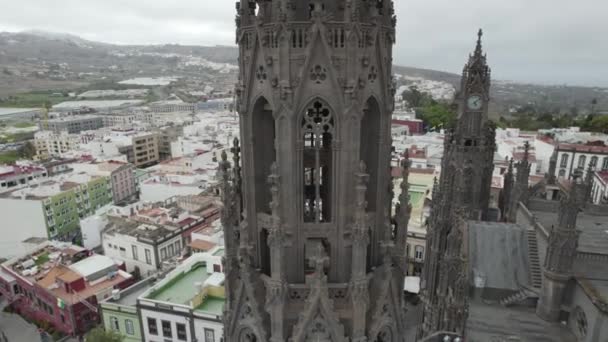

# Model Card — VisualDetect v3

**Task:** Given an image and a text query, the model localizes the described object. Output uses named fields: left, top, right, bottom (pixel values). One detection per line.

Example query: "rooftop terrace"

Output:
left=142, top=256, right=224, bottom=316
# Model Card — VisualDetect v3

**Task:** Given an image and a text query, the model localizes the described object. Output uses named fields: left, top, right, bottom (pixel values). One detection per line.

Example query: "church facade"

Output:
left=220, top=1, right=411, bottom=341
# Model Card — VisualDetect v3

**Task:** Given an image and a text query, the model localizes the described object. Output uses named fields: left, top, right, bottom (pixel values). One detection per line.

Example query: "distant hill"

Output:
left=0, top=30, right=607, bottom=115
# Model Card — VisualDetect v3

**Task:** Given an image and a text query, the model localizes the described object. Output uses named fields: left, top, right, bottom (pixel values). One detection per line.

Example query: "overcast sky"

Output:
left=1, top=0, right=606, bottom=86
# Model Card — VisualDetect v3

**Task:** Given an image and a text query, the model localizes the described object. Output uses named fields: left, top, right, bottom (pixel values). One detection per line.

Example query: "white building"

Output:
left=591, top=171, right=608, bottom=205
left=102, top=218, right=185, bottom=277
left=138, top=253, right=224, bottom=342
left=554, top=143, right=608, bottom=180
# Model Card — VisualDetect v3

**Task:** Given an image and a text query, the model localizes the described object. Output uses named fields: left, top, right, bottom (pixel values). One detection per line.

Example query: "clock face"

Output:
left=467, top=95, right=483, bottom=110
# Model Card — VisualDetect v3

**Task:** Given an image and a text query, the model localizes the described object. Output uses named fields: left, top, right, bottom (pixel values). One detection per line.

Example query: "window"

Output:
left=162, top=320, right=172, bottom=338
left=301, top=100, right=335, bottom=223
left=168, top=244, right=175, bottom=257
left=145, top=249, right=152, bottom=265
left=414, top=246, right=424, bottom=261
left=591, top=156, right=598, bottom=168
left=560, top=154, right=569, bottom=168
left=119, top=247, right=126, bottom=257
left=125, top=319, right=135, bottom=335
left=161, top=248, right=167, bottom=260
left=204, top=328, right=215, bottom=342
left=578, top=155, right=587, bottom=169
left=132, top=245, right=138, bottom=261
left=110, top=316, right=120, bottom=331
left=147, top=317, right=158, bottom=335
left=174, top=241, right=181, bottom=254
left=176, top=323, right=187, bottom=341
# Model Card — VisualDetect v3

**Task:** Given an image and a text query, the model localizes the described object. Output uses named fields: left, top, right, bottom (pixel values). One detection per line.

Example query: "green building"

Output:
left=0, top=173, right=113, bottom=253
left=100, top=278, right=156, bottom=342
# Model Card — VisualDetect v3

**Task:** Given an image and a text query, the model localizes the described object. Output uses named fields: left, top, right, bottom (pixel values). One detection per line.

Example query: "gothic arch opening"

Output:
left=252, top=97, right=276, bottom=214
left=361, top=97, right=381, bottom=213
left=302, top=99, right=335, bottom=223
left=376, top=325, right=395, bottom=342
left=237, top=327, right=259, bottom=342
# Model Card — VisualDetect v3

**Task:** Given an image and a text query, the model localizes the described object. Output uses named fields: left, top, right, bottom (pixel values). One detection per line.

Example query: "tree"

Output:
left=590, top=115, right=608, bottom=133
left=18, top=141, right=37, bottom=159
left=419, top=102, right=455, bottom=130
left=402, top=85, right=425, bottom=108
left=85, top=328, right=123, bottom=342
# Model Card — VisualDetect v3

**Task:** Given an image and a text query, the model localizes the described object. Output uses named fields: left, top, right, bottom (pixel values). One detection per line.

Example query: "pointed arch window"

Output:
left=302, top=100, right=335, bottom=223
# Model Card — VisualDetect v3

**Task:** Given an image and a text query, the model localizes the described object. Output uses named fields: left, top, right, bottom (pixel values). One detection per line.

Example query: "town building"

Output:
left=100, top=113, right=137, bottom=128
left=221, top=2, right=408, bottom=340
left=138, top=253, right=224, bottom=342
left=0, top=163, right=48, bottom=192
left=52, top=100, right=144, bottom=113
left=0, top=242, right=134, bottom=336
left=149, top=100, right=196, bottom=114
left=127, top=132, right=160, bottom=168
left=590, top=170, right=608, bottom=204
left=102, top=195, right=220, bottom=277
left=553, top=142, right=608, bottom=179
left=34, top=131, right=81, bottom=158
left=155, top=125, right=184, bottom=161
left=44, top=115, right=104, bottom=134
left=71, top=160, right=137, bottom=204
left=0, top=107, right=43, bottom=121
left=100, top=278, right=157, bottom=342
left=0, top=172, right=113, bottom=257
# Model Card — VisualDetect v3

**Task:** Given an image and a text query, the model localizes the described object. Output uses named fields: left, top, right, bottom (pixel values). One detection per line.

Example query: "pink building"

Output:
left=0, top=242, right=133, bottom=336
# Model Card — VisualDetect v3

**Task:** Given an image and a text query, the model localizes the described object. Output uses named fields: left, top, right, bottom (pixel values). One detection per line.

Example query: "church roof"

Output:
left=466, top=299, right=576, bottom=341
left=532, top=209, right=608, bottom=255
left=468, top=222, right=531, bottom=295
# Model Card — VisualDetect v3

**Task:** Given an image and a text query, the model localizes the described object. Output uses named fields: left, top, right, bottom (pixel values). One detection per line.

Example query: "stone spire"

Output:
left=420, top=30, right=494, bottom=339
left=501, top=158, right=514, bottom=221
left=547, top=148, right=558, bottom=185
left=506, top=141, right=532, bottom=222
left=537, top=171, right=585, bottom=321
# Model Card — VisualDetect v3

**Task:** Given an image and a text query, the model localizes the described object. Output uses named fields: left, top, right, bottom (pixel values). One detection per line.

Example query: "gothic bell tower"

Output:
left=220, top=1, right=409, bottom=341
left=418, top=30, right=496, bottom=339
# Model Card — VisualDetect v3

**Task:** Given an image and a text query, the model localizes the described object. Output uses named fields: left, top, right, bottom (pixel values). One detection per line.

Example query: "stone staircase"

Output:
left=527, top=229, right=543, bottom=289
left=500, top=287, right=538, bottom=307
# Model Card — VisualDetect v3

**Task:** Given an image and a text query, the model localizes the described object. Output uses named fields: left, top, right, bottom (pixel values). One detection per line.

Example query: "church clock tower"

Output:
left=220, top=1, right=409, bottom=341
left=418, top=30, right=496, bottom=339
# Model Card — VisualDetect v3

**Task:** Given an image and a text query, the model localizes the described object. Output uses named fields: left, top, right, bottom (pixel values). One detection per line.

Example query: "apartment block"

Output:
left=44, top=115, right=104, bottom=134
left=0, top=173, right=113, bottom=258
left=71, top=161, right=137, bottom=204
left=129, top=133, right=160, bottom=168
left=34, top=131, right=81, bottom=158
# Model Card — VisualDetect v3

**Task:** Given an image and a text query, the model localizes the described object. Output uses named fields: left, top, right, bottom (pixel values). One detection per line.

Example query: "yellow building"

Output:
left=393, top=168, right=437, bottom=276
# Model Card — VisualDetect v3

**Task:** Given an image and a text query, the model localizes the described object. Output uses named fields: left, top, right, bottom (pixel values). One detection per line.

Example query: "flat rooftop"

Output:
left=195, top=297, right=224, bottom=315
left=0, top=108, right=41, bottom=116
left=147, top=263, right=209, bottom=305
left=105, top=278, right=156, bottom=307
left=104, top=216, right=176, bottom=242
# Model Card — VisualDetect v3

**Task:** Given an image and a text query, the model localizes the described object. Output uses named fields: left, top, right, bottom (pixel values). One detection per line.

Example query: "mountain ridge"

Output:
left=1, top=31, right=607, bottom=113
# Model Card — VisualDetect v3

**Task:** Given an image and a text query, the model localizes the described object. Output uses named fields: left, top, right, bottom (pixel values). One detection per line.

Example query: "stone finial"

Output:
left=523, top=141, right=531, bottom=162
